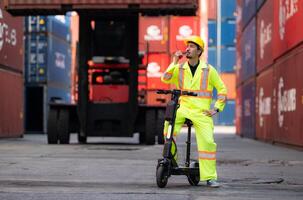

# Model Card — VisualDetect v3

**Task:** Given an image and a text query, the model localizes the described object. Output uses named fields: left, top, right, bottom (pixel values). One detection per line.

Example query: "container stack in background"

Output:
left=208, top=0, right=236, bottom=126
left=24, top=15, right=72, bottom=134
left=236, top=0, right=303, bottom=147
left=0, top=2, right=24, bottom=138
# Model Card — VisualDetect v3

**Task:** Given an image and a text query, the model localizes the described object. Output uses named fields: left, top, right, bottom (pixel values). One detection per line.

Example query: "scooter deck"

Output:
left=171, top=166, right=199, bottom=176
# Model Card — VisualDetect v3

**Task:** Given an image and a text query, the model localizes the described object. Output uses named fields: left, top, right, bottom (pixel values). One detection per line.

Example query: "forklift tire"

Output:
left=156, top=109, right=165, bottom=145
left=78, top=133, right=87, bottom=144
left=47, top=109, right=58, bottom=144
left=144, top=109, right=156, bottom=145
left=58, top=110, right=70, bottom=144
left=156, top=165, right=168, bottom=188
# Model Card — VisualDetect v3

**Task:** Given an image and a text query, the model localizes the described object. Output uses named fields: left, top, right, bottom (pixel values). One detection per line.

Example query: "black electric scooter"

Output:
left=156, top=89, right=200, bottom=188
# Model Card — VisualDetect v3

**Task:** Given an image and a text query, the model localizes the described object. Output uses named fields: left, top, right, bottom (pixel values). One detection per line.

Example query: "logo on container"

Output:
left=144, top=25, right=163, bottom=41
left=259, top=20, right=272, bottom=59
left=55, top=52, right=66, bottom=69
left=279, top=0, right=299, bottom=40
left=244, top=99, right=251, bottom=117
left=277, top=77, right=296, bottom=127
left=0, top=8, right=17, bottom=51
left=176, top=25, right=193, bottom=41
left=147, top=62, right=162, bottom=77
left=258, top=88, right=271, bottom=127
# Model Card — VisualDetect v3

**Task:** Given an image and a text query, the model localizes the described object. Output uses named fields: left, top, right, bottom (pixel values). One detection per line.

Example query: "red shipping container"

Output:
left=221, top=73, right=236, bottom=100
left=146, top=53, right=170, bottom=90
left=139, top=16, right=169, bottom=53
left=207, top=0, right=217, bottom=20
left=0, top=1, right=23, bottom=72
left=273, top=0, right=303, bottom=59
left=235, top=87, right=242, bottom=136
left=256, top=66, right=274, bottom=142
left=0, top=70, right=23, bottom=137
left=273, top=45, right=303, bottom=147
left=169, top=16, right=200, bottom=53
left=256, top=0, right=273, bottom=73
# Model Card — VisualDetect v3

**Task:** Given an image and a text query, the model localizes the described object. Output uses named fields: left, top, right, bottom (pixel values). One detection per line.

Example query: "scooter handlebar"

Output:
left=157, top=89, right=197, bottom=96
left=181, top=91, right=197, bottom=96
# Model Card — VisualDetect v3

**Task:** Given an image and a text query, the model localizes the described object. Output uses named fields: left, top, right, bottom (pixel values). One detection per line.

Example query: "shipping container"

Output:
left=25, top=16, right=71, bottom=42
left=240, top=78, right=256, bottom=139
left=235, top=40, right=242, bottom=86
left=256, top=0, right=273, bottom=73
left=0, top=1, right=24, bottom=72
left=208, top=20, right=217, bottom=47
left=139, top=16, right=169, bottom=53
left=221, top=73, right=236, bottom=100
left=169, top=16, right=200, bottom=53
left=207, top=47, right=216, bottom=67
left=145, top=53, right=170, bottom=90
left=273, top=45, right=303, bottom=147
left=235, top=87, right=242, bottom=136
left=221, top=20, right=236, bottom=46
left=256, top=66, right=274, bottom=142
left=241, top=0, right=256, bottom=30
left=235, top=0, right=242, bottom=37
left=207, top=0, right=217, bottom=20
left=240, top=17, right=256, bottom=83
left=0, top=70, right=23, bottom=137
left=25, top=33, right=71, bottom=89
left=4, top=0, right=199, bottom=16
left=257, top=0, right=265, bottom=10
left=221, top=0, right=236, bottom=20
left=221, top=47, right=236, bottom=72
left=215, top=100, right=235, bottom=126
left=273, top=0, right=303, bottom=59
left=25, top=85, right=71, bottom=134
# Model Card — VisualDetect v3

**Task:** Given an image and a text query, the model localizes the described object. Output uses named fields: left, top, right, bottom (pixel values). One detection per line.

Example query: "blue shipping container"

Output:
left=25, top=33, right=71, bottom=90
left=25, top=16, right=71, bottom=42
left=241, top=78, right=256, bottom=138
left=240, top=17, right=256, bottom=83
left=241, top=0, right=256, bottom=30
left=208, top=47, right=217, bottom=67
left=221, top=47, right=236, bottom=72
left=214, top=100, right=235, bottom=126
left=221, top=20, right=236, bottom=46
left=208, top=21, right=217, bottom=47
left=221, top=0, right=236, bottom=20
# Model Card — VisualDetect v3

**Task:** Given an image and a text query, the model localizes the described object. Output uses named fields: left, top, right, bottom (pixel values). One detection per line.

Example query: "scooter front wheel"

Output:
left=156, top=165, right=168, bottom=188
left=188, top=174, right=200, bottom=186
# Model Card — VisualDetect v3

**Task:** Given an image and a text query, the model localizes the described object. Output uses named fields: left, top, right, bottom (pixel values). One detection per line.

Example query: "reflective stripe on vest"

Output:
left=178, top=63, right=185, bottom=89
left=201, top=65, right=210, bottom=90
left=217, top=94, right=227, bottom=102
left=198, top=150, right=216, bottom=160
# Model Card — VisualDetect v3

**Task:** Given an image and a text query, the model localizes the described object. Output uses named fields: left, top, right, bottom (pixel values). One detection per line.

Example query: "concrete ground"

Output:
left=0, top=126, right=302, bottom=200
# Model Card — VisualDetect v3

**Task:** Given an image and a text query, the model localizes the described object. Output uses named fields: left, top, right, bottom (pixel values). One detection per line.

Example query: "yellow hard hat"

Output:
left=184, top=35, right=204, bottom=49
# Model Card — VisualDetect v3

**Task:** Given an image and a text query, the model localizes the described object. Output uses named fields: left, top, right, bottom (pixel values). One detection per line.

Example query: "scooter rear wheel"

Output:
left=156, top=165, right=168, bottom=188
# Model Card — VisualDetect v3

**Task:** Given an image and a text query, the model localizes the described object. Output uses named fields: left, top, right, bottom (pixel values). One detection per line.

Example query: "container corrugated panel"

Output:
left=273, top=45, right=303, bottom=147
left=169, top=16, right=200, bottom=53
left=221, top=0, right=236, bottom=20
left=256, top=0, right=273, bottom=73
left=221, top=20, right=236, bottom=47
left=207, top=47, right=216, bottom=67
left=273, top=0, right=303, bottom=59
left=215, top=100, right=235, bottom=126
left=139, top=16, right=169, bottom=53
left=256, top=66, right=274, bottom=142
left=240, top=78, right=256, bottom=139
left=241, top=0, right=256, bottom=30
left=221, top=47, right=236, bottom=72
left=257, top=0, right=265, bottom=10
left=0, top=1, right=24, bottom=72
left=235, top=40, right=242, bottom=86
left=207, top=0, right=217, bottom=20
left=25, top=33, right=71, bottom=89
left=240, top=17, right=256, bottom=83
left=146, top=53, right=170, bottom=90
left=25, top=16, right=71, bottom=42
left=235, top=87, right=242, bottom=136
left=0, top=70, right=23, bottom=137
left=236, top=0, right=242, bottom=37
left=208, top=20, right=216, bottom=47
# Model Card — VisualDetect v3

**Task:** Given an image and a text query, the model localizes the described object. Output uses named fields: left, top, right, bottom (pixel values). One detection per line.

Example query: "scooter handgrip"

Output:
left=157, top=90, right=171, bottom=94
left=182, top=91, right=197, bottom=96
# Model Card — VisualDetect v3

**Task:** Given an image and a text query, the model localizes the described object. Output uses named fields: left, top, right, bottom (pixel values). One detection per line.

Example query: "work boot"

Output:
left=206, top=180, right=220, bottom=188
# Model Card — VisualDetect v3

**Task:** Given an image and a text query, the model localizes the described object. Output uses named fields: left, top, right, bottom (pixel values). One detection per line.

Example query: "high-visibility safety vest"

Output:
left=161, top=61, right=227, bottom=113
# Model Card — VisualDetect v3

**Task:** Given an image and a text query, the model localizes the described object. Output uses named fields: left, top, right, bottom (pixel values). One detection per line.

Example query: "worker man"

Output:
left=161, top=35, right=227, bottom=188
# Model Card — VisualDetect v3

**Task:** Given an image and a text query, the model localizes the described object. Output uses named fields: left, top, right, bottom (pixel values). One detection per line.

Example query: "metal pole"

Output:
left=216, top=0, right=221, bottom=72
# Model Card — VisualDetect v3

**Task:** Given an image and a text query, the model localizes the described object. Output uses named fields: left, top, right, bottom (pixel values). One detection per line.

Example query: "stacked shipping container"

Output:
left=24, top=15, right=71, bottom=133
left=0, top=2, right=24, bottom=138
left=208, top=0, right=236, bottom=125
left=237, top=0, right=303, bottom=147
